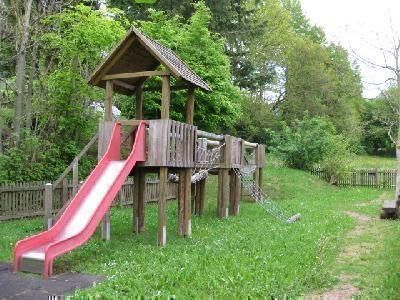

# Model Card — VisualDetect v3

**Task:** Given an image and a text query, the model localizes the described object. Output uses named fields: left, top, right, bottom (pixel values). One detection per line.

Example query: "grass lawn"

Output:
left=351, top=155, right=396, bottom=169
left=1, top=166, right=399, bottom=298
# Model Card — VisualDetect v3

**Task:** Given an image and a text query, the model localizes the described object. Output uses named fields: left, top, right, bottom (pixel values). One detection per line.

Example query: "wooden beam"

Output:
left=91, top=36, right=136, bottom=86
left=113, top=80, right=135, bottom=91
left=161, top=75, right=170, bottom=119
left=105, top=80, right=113, bottom=121
left=143, top=83, right=192, bottom=92
left=103, top=70, right=171, bottom=81
left=135, top=82, right=143, bottom=119
left=185, top=86, right=195, bottom=124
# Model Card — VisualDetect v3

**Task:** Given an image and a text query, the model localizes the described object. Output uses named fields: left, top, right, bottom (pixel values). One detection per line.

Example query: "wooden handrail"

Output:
left=52, top=133, right=99, bottom=190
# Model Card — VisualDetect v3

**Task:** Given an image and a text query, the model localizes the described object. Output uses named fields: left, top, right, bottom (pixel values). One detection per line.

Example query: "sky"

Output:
left=300, top=0, right=400, bottom=98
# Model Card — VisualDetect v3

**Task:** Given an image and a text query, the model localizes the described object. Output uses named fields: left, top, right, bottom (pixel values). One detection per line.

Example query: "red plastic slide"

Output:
left=14, top=122, right=146, bottom=278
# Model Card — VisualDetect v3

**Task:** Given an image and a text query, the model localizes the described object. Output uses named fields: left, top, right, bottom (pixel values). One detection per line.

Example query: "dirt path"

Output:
left=306, top=211, right=374, bottom=300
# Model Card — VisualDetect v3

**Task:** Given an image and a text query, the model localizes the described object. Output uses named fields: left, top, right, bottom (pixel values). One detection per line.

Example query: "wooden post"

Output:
left=101, top=213, right=111, bottom=241
left=195, top=181, right=201, bottom=215
left=217, top=135, right=231, bottom=218
left=62, top=178, right=68, bottom=205
left=135, top=82, right=143, bottom=120
left=199, top=179, right=206, bottom=215
left=158, top=167, right=168, bottom=246
left=178, top=169, right=185, bottom=235
left=217, top=169, right=229, bottom=218
left=44, top=183, right=53, bottom=229
left=72, top=158, right=78, bottom=196
left=161, top=75, right=170, bottom=119
left=133, top=168, right=145, bottom=233
left=184, top=168, right=192, bottom=236
left=230, top=171, right=240, bottom=216
left=105, top=80, right=113, bottom=121
left=185, top=86, right=195, bottom=124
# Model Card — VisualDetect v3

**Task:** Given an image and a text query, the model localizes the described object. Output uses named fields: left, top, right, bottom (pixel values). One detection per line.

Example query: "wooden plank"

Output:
left=103, top=70, right=171, bottom=81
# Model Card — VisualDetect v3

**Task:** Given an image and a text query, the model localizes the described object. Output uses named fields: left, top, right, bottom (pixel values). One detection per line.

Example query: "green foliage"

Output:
left=233, top=96, right=278, bottom=144
left=320, top=135, right=354, bottom=184
left=123, top=2, right=242, bottom=132
left=361, top=98, right=395, bottom=155
left=269, top=117, right=353, bottom=172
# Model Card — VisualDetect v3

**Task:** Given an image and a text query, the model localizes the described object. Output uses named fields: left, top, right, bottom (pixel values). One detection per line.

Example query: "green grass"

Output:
left=351, top=155, right=396, bottom=169
left=0, top=166, right=399, bottom=298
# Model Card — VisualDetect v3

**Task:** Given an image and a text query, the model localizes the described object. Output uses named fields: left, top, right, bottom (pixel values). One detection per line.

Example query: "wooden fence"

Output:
left=0, top=178, right=177, bottom=221
left=311, top=167, right=397, bottom=189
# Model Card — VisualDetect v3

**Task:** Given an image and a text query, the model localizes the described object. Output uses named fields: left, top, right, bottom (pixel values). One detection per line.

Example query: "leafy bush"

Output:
left=269, top=117, right=353, bottom=180
left=320, top=134, right=354, bottom=184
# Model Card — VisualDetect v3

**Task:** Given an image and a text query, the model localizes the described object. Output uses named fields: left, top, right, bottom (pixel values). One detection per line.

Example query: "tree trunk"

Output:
left=0, top=92, right=3, bottom=154
left=26, top=26, right=38, bottom=131
left=14, top=0, right=34, bottom=142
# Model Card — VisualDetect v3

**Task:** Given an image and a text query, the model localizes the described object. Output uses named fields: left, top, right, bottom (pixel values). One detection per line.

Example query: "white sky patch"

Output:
left=300, top=0, right=400, bottom=98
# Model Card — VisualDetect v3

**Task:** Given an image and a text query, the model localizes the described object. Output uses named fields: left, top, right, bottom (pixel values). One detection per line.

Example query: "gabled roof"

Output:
left=88, top=27, right=211, bottom=94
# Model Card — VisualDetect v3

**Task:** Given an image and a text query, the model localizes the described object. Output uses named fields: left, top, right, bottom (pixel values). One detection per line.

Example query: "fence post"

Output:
left=44, top=183, right=53, bottom=230
left=72, top=158, right=79, bottom=196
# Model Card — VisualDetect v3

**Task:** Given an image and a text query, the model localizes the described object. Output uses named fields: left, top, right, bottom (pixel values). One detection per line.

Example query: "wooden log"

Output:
left=133, top=169, right=146, bottom=233
left=158, top=167, right=168, bottom=246
left=105, top=80, right=113, bottom=121
left=135, top=82, right=143, bottom=120
left=196, top=130, right=224, bottom=141
left=44, top=183, right=53, bottom=230
left=185, top=86, right=195, bottom=124
left=161, top=75, right=170, bottom=119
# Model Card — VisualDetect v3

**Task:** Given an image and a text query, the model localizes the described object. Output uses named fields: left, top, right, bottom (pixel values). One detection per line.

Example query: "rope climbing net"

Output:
left=233, top=166, right=301, bottom=224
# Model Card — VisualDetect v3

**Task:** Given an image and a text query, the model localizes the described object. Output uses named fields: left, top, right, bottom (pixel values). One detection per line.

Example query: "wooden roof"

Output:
left=88, top=27, right=212, bottom=94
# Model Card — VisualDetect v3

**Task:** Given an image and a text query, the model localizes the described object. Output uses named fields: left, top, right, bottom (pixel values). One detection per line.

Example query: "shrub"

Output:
left=269, top=117, right=353, bottom=179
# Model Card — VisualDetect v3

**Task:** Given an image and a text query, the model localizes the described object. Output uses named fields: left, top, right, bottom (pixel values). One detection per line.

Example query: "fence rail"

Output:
left=311, top=167, right=397, bottom=189
left=0, top=178, right=177, bottom=221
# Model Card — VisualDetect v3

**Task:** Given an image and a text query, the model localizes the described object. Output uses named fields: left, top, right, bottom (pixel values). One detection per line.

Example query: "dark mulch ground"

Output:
left=0, top=262, right=103, bottom=300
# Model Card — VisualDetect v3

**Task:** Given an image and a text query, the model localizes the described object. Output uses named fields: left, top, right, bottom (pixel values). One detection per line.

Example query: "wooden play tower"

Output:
left=88, top=27, right=265, bottom=246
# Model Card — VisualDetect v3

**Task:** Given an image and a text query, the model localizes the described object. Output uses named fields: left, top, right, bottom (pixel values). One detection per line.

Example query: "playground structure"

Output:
left=13, top=28, right=276, bottom=278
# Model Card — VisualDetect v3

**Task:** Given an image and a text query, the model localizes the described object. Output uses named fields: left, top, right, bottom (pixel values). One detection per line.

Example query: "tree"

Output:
left=357, top=32, right=400, bottom=206
left=14, top=0, right=34, bottom=143
left=127, top=2, right=242, bottom=133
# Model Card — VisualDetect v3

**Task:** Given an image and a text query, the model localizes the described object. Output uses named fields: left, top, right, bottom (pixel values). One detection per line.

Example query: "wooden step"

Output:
left=20, top=257, right=44, bottom=274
